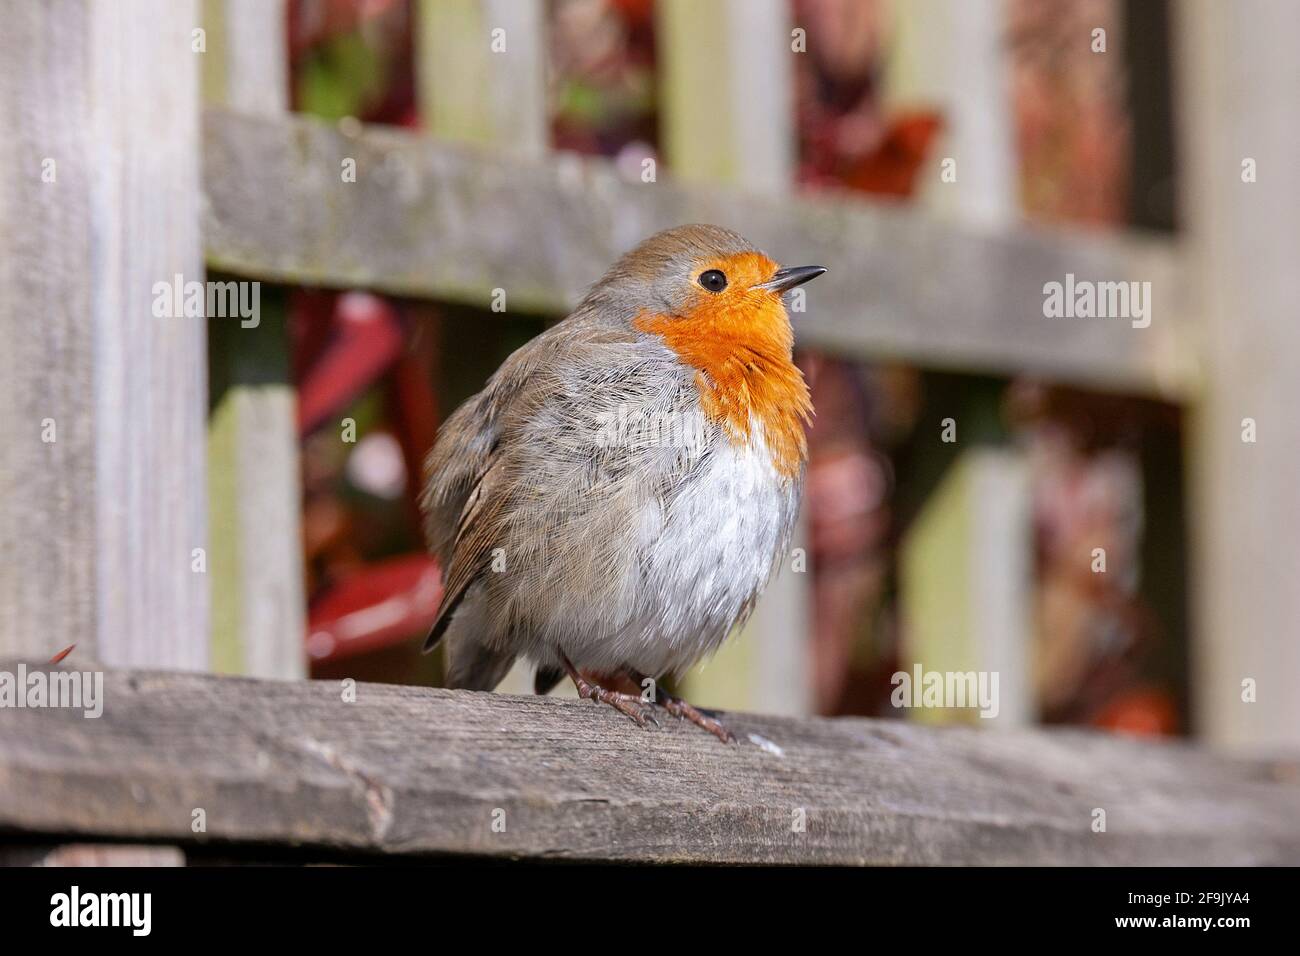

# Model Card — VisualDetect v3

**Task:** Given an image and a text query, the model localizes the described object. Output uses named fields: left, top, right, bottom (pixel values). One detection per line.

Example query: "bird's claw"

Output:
left=601, top=690, right=660, bottom=729
left=655, top=691, right=737, bottom=743
left=570, top=673, right=660, bottom=731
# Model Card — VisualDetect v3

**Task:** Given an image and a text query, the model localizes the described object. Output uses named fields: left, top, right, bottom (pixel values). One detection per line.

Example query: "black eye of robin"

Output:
left=698, top=269, right=728, bottom=293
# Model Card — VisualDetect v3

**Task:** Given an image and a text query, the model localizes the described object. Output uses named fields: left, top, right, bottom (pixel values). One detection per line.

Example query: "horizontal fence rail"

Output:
left=2, top=663, right=1297, bottom=864
left=202, top=109, right=1198, bottom=399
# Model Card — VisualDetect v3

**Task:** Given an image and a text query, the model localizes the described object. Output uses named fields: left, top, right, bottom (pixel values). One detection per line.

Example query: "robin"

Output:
left=421, top=224, right=825, bottom=742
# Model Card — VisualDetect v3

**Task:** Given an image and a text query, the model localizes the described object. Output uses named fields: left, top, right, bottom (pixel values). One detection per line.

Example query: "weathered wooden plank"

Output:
left=0, top=0, right=208, bottom=668
left=1, top=663, right=1297, bottom=864
left=202, top=109, right=1196, bottom=398
left=1176, top=0, right=1300, bottom=749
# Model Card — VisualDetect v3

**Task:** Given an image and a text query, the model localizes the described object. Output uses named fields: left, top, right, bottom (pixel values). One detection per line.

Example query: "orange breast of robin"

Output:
left=634, top=252, right=812, bottom=481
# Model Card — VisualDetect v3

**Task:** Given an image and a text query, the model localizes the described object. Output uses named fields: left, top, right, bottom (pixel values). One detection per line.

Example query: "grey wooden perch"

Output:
left=2, top=662, right=1298, bottom=864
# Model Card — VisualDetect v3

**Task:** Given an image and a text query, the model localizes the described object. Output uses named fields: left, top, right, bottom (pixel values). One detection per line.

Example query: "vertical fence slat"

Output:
left=900, top=449, right=1032, bottom=727
left=1177, top=0, right=1300, bottom=750
left=886, top=0, right=1032, bottom=726
left=0, top=0, right=208, bottom=667
left=658, top=0, right=794, bottom=191
left=201, top=0, right=305, bottom=679
left=201, top=0, right=289, bottom=114
left=416, top=0, right=548, bottom=157
left=658, top=0, right=811, bottom=715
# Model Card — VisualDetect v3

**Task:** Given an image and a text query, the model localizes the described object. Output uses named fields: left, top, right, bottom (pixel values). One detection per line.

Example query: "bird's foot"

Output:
left=563, top=657, right=660, bottom=730
left=655, top=689, right=737, bottom=744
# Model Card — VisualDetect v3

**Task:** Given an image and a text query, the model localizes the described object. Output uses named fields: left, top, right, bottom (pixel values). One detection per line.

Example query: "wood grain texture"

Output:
left=202, top=109, right=1197, bottom=398
left=1177, top=0, right=1300, bottom=750
left=0, top=0, right=98, bottom=659
left=0, top=0, right=208, bottom=668
left=1, top=663, right=1297, bottom=864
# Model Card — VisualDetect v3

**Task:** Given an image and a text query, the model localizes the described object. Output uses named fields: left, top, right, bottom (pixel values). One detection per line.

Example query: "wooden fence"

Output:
left=3, top=662, right=1299, bottom=864
left=0, top=0, right=1297, bottom=862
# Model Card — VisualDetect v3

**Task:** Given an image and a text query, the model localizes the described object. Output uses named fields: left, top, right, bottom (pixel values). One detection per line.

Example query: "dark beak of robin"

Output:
left=758, top=265, right=827, bottom=294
